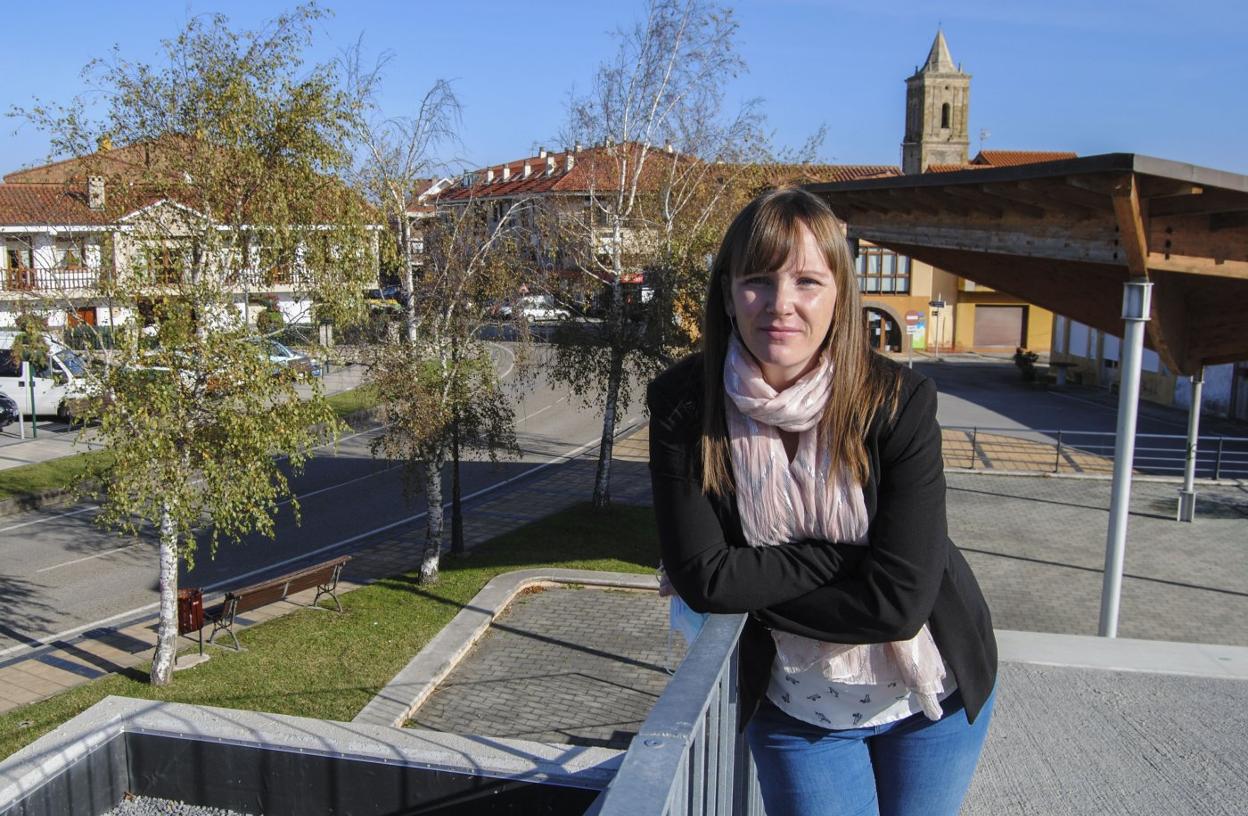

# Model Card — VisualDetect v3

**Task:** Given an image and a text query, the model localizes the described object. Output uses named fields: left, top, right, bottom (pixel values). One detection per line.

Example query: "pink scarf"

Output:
left=723, top=335, right=947, bottom=720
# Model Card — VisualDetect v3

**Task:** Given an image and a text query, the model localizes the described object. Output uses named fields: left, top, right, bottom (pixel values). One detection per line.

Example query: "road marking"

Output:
left=492, top=342, right=516, bottom=381
left=0, top=425, right=387, bottom=538
left=36, top=543, right=142, bottom=573
left=277, top=462, right=403, bottom=506
left=0, top=504, right=99, bottom=534
left=0, top=412, right=644, bottom=660
left=517, top=394, right=569, bottom=423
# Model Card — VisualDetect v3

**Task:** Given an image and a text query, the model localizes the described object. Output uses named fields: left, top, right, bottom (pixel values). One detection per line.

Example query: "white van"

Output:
left=0, top=331, right=93, bottom=420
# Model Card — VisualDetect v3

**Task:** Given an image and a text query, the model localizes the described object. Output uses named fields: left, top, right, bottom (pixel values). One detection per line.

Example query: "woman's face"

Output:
left=726, top=222, right=838, bottom=391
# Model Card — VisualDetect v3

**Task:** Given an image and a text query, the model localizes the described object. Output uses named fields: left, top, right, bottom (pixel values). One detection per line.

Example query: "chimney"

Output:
left=502, top=165, right=511, bottom=181
left=574, top=141, right=582, bottom=152
left=565, top=153, right=575, bottom=173
left=486, top=168, right=495, bottom=184
left=87, top=176, right=105, bottom=211
left=538, top=146, right=547, bottom=159
left=545, top=156, right=556, bottom=176
left=664, top=143, right=674, bottom=154
left=523, top=161, right=532, bottom=179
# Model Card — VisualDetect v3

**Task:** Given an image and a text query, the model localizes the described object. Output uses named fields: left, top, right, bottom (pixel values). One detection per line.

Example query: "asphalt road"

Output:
left=0, top=342, right=647, bottom=656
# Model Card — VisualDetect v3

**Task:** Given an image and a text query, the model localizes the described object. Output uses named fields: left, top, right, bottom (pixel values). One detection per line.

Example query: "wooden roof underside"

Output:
left=807, top=153, right=1248, bottom=374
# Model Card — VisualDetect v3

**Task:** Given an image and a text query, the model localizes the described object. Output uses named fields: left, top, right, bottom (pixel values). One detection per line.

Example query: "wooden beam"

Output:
left=1148, top=188, right=1248, bottom=217
left=1019, top=179, right=1111, bottom=213
left=940, top=185, right=1006, bottom=218
left=977, top=186, right=1047, bottom=219
left=852, top=223, right=1121, bottom=265
left=1147, top=253, right=1248, bottom=280
left=1011, top=180, right=1104, bottom=219
left=1137, top=177, right=1203, bottom=199
left=876, top=242, right=1127, bottom=336
left=1110, top=174, right=1150, bottom=276
left=1144, top=270, right=1191, bottom=375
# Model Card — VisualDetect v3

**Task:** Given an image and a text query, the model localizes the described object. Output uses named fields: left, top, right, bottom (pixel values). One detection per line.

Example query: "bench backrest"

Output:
left=226, top=556, right=350, bottom=616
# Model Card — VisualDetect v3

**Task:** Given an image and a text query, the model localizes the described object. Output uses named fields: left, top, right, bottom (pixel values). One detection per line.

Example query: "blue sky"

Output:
left=3, top=1, right=1246, bottom=174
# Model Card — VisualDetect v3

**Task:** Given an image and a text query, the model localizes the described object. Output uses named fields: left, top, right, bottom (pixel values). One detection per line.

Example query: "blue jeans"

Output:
left=746, top=685, right=995, bottom=816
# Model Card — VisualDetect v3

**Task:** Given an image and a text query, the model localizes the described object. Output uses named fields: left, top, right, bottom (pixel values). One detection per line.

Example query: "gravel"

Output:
left=102, top=796, right=257, bottom=816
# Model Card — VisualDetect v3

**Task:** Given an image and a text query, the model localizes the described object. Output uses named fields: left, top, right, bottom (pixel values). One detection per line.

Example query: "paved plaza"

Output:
left=409, top=586, right=683, bottom=748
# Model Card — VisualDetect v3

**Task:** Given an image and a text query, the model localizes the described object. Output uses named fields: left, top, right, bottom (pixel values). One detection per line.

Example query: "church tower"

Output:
left=902, top=31, right=971, bottom=174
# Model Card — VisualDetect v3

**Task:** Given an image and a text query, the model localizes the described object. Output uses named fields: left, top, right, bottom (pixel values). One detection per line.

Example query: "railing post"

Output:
left=1054, top=430, right=1064, bottom=474
left=1214, top=437, right=1224, bottom=481
left=969, top=427, right=978, bottom=470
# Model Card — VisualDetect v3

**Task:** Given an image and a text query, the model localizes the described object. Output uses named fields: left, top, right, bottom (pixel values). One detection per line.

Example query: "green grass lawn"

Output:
left=326, top=384, right=378, bottom=419
left=0, top=448, right=114, bottom=502
left=0, top=501, right=658, bottom=760
left=0, top=387, right=375, bottom=504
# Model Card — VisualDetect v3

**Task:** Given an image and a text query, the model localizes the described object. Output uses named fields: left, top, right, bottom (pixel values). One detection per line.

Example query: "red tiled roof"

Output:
left=438, top=145, right=903, bottom=203
left=776, top=164, right=900, bottom=184
left=437, top=143, right=696, bottom=202
left=971, top=150, right=1078, bottom=167
left=0, top=184, right=114, bottom=225
left=925, top=163, right=983, bottom=173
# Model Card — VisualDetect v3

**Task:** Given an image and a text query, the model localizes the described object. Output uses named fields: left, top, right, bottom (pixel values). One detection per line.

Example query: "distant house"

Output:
left=0, top=142, right=381, bottom=330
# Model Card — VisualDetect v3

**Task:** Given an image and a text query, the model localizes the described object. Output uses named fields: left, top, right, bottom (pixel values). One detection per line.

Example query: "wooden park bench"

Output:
left=179, top=555, right=351, bottom=653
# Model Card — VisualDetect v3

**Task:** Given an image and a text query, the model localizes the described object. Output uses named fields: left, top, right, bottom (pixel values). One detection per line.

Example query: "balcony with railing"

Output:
left=1, top=266, right=106, bottom=293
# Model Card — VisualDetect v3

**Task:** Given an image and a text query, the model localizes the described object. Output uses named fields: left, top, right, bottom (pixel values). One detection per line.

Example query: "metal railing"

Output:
left=2, top=266, right=102, bottom=292
left=942, top=426, right=1248, bottom=480
left=588, top=613, right=766, bottom=816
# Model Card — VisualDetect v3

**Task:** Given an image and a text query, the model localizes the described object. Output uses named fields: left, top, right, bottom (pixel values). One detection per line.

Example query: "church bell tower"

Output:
left=902, top=31, right=971, bottom=174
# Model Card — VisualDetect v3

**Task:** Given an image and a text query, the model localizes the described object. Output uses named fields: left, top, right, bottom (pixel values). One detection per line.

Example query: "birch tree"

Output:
left=548, top=0, right=753, bottom=507
left=365, top=198, right=527, bottom=584
left=15, top=4, right=377, bottom=685
left=343, top=42, right=460, bottom=343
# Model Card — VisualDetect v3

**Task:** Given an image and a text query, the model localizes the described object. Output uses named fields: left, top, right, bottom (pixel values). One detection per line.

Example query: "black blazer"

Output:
left=647, top=353, right=997, bottom=727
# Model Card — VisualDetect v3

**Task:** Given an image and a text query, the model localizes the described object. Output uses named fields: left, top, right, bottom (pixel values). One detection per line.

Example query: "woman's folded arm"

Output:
left=752, top=377, right=949, bottom=643
left=649, top=382, right=863, bottom=614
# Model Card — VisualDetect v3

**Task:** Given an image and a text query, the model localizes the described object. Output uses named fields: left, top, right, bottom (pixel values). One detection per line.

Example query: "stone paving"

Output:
left=408, top=586, right=683, bottom=748
left=947, top=471, right=1248, bottom=646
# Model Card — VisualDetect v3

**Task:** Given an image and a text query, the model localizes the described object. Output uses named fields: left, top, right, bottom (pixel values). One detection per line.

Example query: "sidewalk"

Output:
left=0, top=364, right=365, bottom=474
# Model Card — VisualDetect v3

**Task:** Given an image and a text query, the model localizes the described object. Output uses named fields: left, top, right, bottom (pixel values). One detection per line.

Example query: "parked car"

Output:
left=499, top=295, right=571, bottom=322
left=364, top=285, right=408, bottom=309
left=0, top=392, right=18, bottom=429
left=0, top=331, right=95, bottom=420
left=259, top=339, right=322, bottom=379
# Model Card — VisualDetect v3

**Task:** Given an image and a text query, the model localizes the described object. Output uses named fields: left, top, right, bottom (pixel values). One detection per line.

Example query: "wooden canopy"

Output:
left=807, top=153, right=1248, bottom=375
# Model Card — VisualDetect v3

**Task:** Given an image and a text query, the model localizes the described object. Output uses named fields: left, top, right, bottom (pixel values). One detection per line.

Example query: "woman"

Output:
left=648, top=187, right=997, bottom=815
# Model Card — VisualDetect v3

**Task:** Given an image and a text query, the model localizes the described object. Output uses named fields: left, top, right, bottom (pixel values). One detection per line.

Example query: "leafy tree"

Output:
left=343, top=42, right=460, bottom=343
left=366, top=198, right=529, bottom=584
left=15, top=3, right=378, bottom=685
left=548, top=0, right=757, bottom=507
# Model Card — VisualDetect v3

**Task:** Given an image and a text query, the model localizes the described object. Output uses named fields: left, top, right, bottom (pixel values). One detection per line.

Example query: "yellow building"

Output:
left=855, top=241, right=1053, bottom=354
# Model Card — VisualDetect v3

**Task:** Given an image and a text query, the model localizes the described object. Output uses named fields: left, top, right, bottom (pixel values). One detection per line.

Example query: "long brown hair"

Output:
left=701, top=187, right=901, bottom=495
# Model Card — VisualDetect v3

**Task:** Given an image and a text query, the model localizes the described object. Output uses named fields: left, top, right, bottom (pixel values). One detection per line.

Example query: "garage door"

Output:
left=973, top=306, right=1025, bottom=348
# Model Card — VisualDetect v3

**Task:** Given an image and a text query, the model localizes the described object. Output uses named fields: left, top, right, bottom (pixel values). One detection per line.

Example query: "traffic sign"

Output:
left=905, top=310, right=922, bottom=326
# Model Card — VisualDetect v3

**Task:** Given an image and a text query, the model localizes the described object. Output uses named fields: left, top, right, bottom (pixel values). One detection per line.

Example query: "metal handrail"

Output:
left=942, top=425, right=1248, bottom=479
left=590, top=613, right=765, bottom=816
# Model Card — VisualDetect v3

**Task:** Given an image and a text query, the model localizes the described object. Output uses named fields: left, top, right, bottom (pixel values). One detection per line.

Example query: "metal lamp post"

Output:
left=1098, top=277, right=1152, bottom=638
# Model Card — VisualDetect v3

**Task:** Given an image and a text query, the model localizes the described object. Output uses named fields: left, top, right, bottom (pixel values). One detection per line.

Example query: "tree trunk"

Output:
left=399, top=219, right=418, bottom=345
left=419, top=451, right=445, bottom=583
left=593, top=273, right=627, bottom=509
left=450, top=413, right=464, bottom=555
left=593, top=345, right=625, bottom=509
left=150, top=504, right=179, bottom=686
